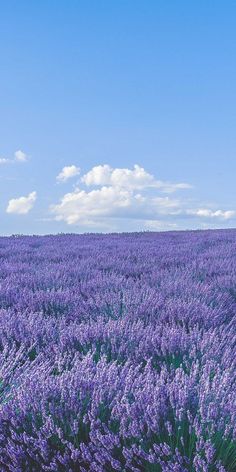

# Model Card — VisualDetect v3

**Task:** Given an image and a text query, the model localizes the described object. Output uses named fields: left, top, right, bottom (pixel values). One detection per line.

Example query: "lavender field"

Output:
left=0, top=230, right=235, bottom=471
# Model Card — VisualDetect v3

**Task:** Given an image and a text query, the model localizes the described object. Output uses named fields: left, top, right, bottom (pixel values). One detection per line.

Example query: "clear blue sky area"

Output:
left=0, top=1, right=235, bottom=234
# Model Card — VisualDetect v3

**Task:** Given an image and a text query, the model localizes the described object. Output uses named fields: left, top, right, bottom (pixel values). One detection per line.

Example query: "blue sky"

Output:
left=0, top=1, right=236, bottom=234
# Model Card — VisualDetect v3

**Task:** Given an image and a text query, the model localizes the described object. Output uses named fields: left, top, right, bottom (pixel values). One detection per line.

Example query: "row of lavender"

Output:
left=0, top=231, right=235, bottom=471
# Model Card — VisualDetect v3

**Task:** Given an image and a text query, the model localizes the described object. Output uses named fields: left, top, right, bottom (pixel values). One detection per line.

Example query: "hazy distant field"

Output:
left=0, top=231, right=235, bottom=471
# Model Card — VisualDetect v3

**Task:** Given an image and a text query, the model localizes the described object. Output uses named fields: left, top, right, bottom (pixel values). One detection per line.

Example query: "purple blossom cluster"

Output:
left=0, top=230, right=235, bottom=471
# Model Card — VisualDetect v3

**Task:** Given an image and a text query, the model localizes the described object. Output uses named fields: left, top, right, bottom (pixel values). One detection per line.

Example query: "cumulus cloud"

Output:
left=14, top=150, right=28, bottom=162
left=50, top=185, right=181, bottom=226
left=82, top=164, right=155, bottom=189
left=187, top=208, right=235, bottom=220
left=51, top=164, right=190, bottom=226
left=6, top=191, right=37, bottom=215
left=50, top=163, right=235, bottom=230
left=51, top=186, right=132, bottom=225
left=56, top=165, right=80, bottom=182
left=0, top=150, right=28, bottom=164
left=81, top=164, right=191, bottom=193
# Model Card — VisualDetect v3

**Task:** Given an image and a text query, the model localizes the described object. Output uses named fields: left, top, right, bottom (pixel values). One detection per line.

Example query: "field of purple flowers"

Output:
left=0, top=230, right=235, bottom=471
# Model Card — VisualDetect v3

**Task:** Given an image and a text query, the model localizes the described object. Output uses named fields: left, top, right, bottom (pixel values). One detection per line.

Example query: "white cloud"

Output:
left=56, top=165, right=80, bottom=182
left=6, top=191, right=37, bottom=215
left=81, top=164, right=191, bottom=193
left=14, top=150, right=28, bottom=162
left=50, top=184, right=181, bottom=226
left=187, top=208, right=235, bottom=220
left=50, top=164, right=235, bottom=230
left=0, top=150, right=28, bottom=164
left=0, top=158, right=10, bottom=165
left=51, top=186, right=132, bottom=225
left=82, top=164, right=113, bottom=186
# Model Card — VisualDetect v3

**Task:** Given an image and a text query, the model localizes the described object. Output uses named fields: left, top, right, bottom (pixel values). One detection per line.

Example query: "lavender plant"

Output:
left=0, top=230, right=235, bottom=471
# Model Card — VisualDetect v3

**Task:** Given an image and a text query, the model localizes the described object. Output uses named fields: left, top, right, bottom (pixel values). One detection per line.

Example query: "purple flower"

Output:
left=0, top=231, right=235, bottom=470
